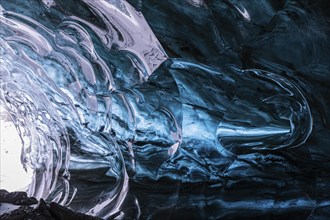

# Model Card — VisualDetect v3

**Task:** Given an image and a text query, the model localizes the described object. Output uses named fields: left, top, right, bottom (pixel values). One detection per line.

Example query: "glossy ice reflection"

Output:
left=0, top=0, right=329, bottom=219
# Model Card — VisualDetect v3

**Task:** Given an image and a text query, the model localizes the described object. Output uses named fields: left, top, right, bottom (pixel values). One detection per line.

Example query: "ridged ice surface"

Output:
left=0, top=0, right=329, bottom=219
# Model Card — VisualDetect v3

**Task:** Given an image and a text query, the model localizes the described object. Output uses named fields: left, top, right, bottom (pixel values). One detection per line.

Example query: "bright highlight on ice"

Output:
left=0, top=106, right=33, bottom=192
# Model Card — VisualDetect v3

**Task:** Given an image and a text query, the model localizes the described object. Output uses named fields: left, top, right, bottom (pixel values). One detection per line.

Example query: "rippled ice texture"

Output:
left=0, top=0, right=329, bottom=219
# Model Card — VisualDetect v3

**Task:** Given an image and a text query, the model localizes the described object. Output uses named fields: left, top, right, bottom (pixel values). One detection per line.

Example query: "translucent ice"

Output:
left=0, top=0, right=329, bottom=219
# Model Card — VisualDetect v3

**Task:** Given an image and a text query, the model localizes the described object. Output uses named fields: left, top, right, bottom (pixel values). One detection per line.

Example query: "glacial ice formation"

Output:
left=0, top=0, right=329, bottom=219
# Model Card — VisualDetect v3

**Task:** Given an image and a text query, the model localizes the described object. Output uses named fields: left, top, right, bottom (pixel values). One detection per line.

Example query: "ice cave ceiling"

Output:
left=0, top=0, right=329, bottom=219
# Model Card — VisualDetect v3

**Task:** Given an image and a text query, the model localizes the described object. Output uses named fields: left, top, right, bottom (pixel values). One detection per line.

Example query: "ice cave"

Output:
left=0, top=0, right=329, bottom=219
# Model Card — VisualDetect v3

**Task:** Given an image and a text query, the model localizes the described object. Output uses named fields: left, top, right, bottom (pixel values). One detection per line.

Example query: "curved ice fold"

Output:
left=0, top=0, right=329, bottom=219
left=0, top=0, right=168, bottom=216
left=217, top=69, right=313, bottom=154
left=81, top=0, right=168, bottom=77
left=0, top=39, right=70, bottom=204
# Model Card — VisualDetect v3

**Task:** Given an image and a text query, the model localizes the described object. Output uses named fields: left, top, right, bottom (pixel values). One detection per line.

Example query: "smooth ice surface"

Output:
left=0, top=0, right=329, bottom=219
